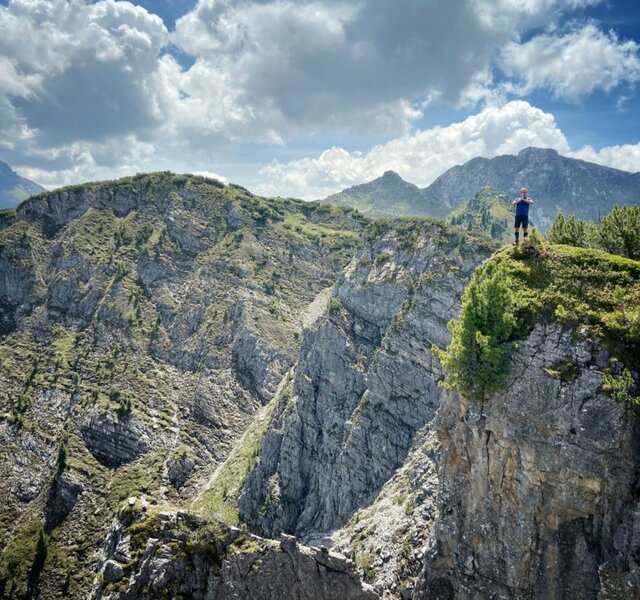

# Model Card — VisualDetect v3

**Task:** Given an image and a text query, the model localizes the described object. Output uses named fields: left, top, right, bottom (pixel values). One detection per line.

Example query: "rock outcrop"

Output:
left=80, top=412, right=151, bottom=468
left=45, top=470, right=84, bottom=530
left=93, top=509, right=377, bottom=600
left=416, top=323, right=640, bottom=600
left=238, top=221, right=494, bottom=540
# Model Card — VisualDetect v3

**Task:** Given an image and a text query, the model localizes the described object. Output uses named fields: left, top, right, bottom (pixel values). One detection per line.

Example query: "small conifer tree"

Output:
left=547, top=213, right=590, bottom=247
left=434, top=262, right=516, bottom=402
left=593, top=205, right=640, bottom=260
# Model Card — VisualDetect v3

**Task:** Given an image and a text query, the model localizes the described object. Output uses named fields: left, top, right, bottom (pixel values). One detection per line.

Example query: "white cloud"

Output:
left=0, top=0, right=167, bottom=152
left=257, top=101, right=572, bottom=198
left=168, top=0, right=609, bottom=140
left=569, top=144, right=640, bottom=174
left=0, top=0, right=638, bottom=192
left=500, top=24, right=640, bottom=99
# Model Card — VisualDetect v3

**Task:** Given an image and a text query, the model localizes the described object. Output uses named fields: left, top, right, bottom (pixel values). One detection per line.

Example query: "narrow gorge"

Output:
left=0, top=174, right=638, bottom=600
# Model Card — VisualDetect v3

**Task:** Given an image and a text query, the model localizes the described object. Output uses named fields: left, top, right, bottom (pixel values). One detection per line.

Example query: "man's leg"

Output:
left=522, top=217, right=529, bottom=243
left=514, top=215, right=521, bottom=244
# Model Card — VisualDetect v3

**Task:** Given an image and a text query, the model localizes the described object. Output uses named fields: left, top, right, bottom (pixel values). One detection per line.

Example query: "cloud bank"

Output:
left=256, top=100, right=640, bottom=199
left=0, top=0, right=638, bottom=192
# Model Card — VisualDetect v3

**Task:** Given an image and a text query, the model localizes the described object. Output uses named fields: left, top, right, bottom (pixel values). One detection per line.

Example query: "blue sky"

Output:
left=0, top=0, right=639, bottom=198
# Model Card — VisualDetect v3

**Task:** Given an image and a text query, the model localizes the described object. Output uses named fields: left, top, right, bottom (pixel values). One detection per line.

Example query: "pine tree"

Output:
left=593, top=205, right=640, bottom=260
left=434, top=262, right=516, bottom=402
left=56, top=442, right=67, bottom=472
left=547, top=213, right=590, bottom=247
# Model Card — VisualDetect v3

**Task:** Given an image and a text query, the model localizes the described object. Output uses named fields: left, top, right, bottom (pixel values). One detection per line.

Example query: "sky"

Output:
left=0, top=0, right=639, bottom=199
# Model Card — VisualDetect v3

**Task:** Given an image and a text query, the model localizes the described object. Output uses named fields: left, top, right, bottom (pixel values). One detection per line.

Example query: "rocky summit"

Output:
left=0, top=172, right=639, bottom=600
left=323, top=148, right=640, bottom=231
left=0, top=161, right=46, bottom=210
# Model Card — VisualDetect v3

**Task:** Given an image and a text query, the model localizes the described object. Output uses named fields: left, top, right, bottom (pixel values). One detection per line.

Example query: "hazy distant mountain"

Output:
left=323, top=148, right=640, bottom=231
left=323, top=169, right=447, bottom=218
left=425, top=147, right=640, bottom=229
left=0, top=160, right=46, bottom=208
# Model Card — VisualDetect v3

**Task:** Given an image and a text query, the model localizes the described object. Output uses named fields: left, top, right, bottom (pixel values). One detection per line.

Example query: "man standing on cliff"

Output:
left=512, top=187, right=533, bottom=245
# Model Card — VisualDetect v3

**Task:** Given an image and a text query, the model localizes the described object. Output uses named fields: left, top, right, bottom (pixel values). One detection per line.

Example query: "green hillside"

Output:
left=447, top=186, right=514, bottom=242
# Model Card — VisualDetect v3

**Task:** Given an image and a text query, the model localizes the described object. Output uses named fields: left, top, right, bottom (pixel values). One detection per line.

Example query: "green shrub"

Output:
left=603, top=369, right=639, bottom=416
left=434, top=262, right=516, bottom=402
left=547, top=213, right=591, bottom=247
left=328, top=298, right=342, bottom=314
left=592, top=205, right=640, bottom=260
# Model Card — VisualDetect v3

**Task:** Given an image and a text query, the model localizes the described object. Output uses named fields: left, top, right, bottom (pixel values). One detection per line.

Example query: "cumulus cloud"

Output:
left=256, top=101, right=572, bottom=198
left=500, top=24, right=640, bottom=99
left=14, top=135, right=158, bottom=189
left=169, top=0, right=609, bottom=138
left=0, top=0, right=638, bottom=191
left=0, top=0, right=168, bottom=148
left=569, top=144, right=640, bottom=174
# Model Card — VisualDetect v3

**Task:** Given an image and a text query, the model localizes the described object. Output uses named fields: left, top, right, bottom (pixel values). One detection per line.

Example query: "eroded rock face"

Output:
left=333, top=427, right=440, bottom=599
left=45, top=470, right=84, bottom=530
left=94, top=510, right=377, bottom=600
left=232, top=324, right=291, bottom=404
left=417, top=323, right=640, bottom=600
left=168, top=455, right=196, bottom=488
left=80, top=412, right=151, bottom=468
left=239, top=223, right=493, bottom=541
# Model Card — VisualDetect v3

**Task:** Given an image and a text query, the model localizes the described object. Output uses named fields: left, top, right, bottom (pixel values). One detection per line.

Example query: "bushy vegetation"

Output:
left=546, top=213, right=592, bottom=247
left=593, top=205, right=640, bottom=260
left=547, top=205, right=640, bottom=260
left=434, top=262, right=516, bottom=402
left=602, top=369, right=640, bottom=416
left=437, top=230, right=640, bottom=403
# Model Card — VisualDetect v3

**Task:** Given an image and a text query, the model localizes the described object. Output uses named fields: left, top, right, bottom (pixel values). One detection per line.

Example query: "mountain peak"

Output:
left=517, top=147, right=559, bottom=157
left=0, top=159, right=46, bottom=208
left=380, top=170, right=403, bottom=181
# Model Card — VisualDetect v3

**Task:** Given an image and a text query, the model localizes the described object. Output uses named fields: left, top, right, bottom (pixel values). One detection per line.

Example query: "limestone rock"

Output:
left=80, top=411, right=150, bottom=468
left=239, top=222, right=492, bottom=540
left=103, top=560, right=124, bottom=583
left=14, top=478, right=41, bottom=503
left=416, top=323, right=640, bottom=600
left=167, top=455, right=195, bottom=488
left=45, top=470, right=84, bottom=529
left=94, top=510, right=377, bottom=600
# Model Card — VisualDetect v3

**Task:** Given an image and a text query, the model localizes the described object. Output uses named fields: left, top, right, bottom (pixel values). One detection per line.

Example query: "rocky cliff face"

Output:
left=92, top=508, right=376, bottom=600
left=416, top=322, right=640, bottom=600
left=2, top=170, right=639, bottom=600
left=0, top=172, right=365, bottom=598
left=237, top=221, right=494, bottom=542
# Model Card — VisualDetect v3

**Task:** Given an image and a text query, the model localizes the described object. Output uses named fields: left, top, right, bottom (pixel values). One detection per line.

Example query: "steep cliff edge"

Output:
left=417, top=242, right=640, bottom=599
left=235, top=220, right=495, bottom=541
left=0, top=172, right=365, bottom=599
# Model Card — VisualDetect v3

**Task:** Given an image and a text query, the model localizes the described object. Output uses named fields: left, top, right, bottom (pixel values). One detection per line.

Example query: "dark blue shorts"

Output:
left=514, top=214, right=529, bottom=229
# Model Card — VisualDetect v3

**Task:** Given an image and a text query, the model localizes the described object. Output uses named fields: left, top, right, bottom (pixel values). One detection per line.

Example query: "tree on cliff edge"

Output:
left=435, top=262, right=516, bottom=402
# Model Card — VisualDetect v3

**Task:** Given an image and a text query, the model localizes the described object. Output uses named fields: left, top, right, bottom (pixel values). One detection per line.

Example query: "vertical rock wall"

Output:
left=239, top=222, right=493, bottom=541
left=417, top=324, right=640, bottom=600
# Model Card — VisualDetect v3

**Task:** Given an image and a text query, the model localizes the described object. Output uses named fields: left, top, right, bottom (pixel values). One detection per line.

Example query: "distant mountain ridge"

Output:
left=324, top=170, right=447, bottom=218
left=0, top=160, right=46, bottom=208
left=323, top=147, right=640, bottom=230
